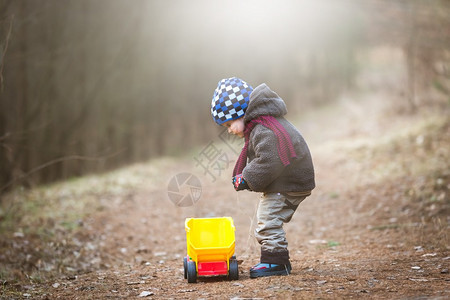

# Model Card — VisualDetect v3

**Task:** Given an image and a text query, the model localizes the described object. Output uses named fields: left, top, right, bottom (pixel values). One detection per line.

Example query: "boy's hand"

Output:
left=232, top=174, right=249, bottom=191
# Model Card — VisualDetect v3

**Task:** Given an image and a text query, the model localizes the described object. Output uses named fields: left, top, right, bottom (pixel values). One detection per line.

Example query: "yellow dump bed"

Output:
left=185, top=217, right=235, bottom=266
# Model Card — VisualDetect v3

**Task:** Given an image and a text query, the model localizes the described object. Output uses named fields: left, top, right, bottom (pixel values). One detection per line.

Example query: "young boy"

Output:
left=211, top=77, right=315, bottom=278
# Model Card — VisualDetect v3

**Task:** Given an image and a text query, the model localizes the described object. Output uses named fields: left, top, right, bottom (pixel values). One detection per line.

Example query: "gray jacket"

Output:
left=242, top=84, right=315, bottom=193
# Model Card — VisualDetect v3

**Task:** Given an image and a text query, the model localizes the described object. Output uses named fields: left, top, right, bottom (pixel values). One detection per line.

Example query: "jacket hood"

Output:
left=244, top=83, right=287, bottom=124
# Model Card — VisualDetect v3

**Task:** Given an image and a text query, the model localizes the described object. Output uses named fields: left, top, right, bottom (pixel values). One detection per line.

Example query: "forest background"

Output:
left=0, top=0, right=449, bottom=193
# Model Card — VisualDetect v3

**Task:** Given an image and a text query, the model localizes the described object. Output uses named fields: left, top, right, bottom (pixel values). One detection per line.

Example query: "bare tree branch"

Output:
left=0, top=14, right=13, bottom=92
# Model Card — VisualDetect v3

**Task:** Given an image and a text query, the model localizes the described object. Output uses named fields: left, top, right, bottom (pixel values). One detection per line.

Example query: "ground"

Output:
left=0, top=94, right=449, bottom=299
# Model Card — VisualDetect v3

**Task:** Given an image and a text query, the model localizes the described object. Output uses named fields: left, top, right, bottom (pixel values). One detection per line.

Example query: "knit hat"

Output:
left=211, top=77, right=253, bottom=125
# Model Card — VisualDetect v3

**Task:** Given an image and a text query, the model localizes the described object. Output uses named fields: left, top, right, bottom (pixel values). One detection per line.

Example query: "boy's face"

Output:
left=223, top=118, right=245, bottom=138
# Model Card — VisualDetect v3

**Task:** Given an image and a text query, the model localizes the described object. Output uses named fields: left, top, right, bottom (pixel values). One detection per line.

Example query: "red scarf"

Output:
left=232, top=116, right=297, bottom=177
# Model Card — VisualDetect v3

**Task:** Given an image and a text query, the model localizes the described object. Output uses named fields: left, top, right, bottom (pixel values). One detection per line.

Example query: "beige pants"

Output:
left=255, top=192, right=309, bottom=254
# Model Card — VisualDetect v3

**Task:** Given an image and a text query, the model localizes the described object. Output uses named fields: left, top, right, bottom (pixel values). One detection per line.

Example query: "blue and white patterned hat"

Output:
left=211, top=77, right=253, bottom=125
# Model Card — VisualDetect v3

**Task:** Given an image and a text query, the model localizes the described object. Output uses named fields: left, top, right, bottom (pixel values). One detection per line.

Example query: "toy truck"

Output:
left=183, top=217, right=239, bottom=283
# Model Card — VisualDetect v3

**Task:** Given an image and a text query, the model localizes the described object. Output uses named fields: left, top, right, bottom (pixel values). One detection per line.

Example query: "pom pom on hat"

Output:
left=211, top=77, right=253, bottom=125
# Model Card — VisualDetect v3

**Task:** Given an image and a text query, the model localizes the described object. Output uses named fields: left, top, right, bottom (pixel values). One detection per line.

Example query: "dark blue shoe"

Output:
left=250, top=262, right=292, bottom=278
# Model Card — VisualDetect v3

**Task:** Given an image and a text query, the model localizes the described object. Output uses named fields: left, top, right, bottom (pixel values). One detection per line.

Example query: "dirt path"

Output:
left=2, top=95, right=449, bottom=299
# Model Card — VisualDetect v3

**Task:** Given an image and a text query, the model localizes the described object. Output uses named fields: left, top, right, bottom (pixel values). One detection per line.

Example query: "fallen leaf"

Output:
left=139, top=291, right=154, bottom=297
left=178, top=289, right=195, bottom=293
left=414, top=246, right=424, bottom=252
left=309, top=239, right=327, bottom=244
left=408, top=278, right=428, bottom=282
left=422, top=253, right=437, bottom=257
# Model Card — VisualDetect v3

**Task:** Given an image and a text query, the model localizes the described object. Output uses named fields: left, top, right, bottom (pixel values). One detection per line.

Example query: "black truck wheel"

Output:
left=187, top=260, right=197, bottom=283
left=228, top=258, right=239, bottom=280
left=183, top=257, right=188, bottom=279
